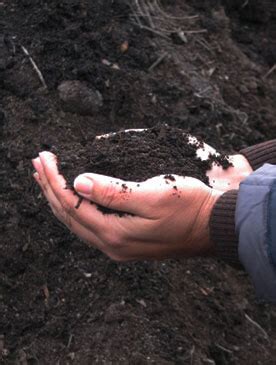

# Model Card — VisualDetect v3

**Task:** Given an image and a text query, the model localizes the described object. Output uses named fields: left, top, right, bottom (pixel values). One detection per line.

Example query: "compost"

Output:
left=1, top=0, right=276, bottom=364
left=61, top=124, right=231, bottom=186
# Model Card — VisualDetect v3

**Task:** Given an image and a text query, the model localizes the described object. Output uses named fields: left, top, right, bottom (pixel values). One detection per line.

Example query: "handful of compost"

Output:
left=32, top=125, right=252, bottom=261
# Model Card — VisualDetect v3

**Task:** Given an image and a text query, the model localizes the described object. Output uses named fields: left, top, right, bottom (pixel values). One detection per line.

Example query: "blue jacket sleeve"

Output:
left=236, top=164, right=276, bottom=302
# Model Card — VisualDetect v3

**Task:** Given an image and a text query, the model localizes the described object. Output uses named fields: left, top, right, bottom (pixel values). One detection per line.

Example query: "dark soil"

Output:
left=1, top=0, right=276, bottom=364
left=61, top=124, right=231, bottom=187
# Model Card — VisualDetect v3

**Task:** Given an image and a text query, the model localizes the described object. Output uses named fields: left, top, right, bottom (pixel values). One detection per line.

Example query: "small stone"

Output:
left=239, top=85, right=249, bottom=94
left=246, top=79, right=258, bottom=90
left=84, top=272, right=92, bottom=278
left=136, top=299, right=147, bottom=308
left=120, top=40, right=129, bottom=53
left=58, top=80, right=103, bottom=115
left=104, top=303, right=126, bottom=323
left=68, top=352, right=75, bottom=360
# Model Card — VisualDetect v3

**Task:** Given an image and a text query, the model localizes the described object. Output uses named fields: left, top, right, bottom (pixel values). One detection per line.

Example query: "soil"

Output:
left=61, top=123, right=231, bottom=214
left=61, top=123, right=230, bottom=186
left=1, top=0, right=276, bottom=364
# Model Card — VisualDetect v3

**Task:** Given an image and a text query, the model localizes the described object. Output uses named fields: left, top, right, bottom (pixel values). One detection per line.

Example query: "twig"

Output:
left=21, top=45, right=47, bottom=89
left=148, top=52, right=168, bottom=72
left=190, top=345, right=195, bottom=365
left=242, top=0, right=249, bottom=8
left=182, top=29, right=207, bottom=34
left=245, top=313, right=269, bottom=340
left=134, top=14, right=198, bottom=21
left=215, top=343, right=233, bottom=354
left=196, top=38, right=214, bottom=54
left=140, top=0, right=155, bottom=29
left=202, top=360, right=215, bottom=365
left=137, top=26, right=207, bottom=35
left=67, top=334, right=74, bottom=349
left=153, top=0, right=199, bottom=20
left=131, top=21, right=170, bottom=39
left=130, top=3, right=143, bottom=26
left=263, top=64, right=276, bottom=79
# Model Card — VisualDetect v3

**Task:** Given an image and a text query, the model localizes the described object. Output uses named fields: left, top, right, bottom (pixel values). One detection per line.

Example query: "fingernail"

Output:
left=32, top=157, right=40, bottom=169
left=74, top=176, right=93, bottom=195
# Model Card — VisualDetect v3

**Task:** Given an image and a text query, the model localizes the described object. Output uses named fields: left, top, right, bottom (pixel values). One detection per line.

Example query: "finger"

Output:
left=73, top=172, right=186, bottom=217
left=33, top=168, right=72, bottom=225
left=33, top=158, right=74, bottom=225
left=38, top=151, right=113, bottom=234
left=33, top=171, right=103, bottom=249
left=33, top=165, right=152, bottom=258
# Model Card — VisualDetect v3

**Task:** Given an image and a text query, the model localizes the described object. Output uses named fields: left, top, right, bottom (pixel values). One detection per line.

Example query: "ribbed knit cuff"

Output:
left=240, top=140, right=276, bottom=170
left=210, top=190, right=241, bottom=268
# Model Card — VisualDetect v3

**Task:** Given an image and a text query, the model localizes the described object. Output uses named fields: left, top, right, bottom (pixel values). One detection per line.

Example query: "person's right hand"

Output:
left=32, top=152, right=222, bottom=262
left=206, top=153, right=253, bottom=192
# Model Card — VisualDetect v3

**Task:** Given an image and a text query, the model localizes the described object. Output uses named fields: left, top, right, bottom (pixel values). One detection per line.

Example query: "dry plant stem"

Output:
left=148, top=52, right=168, bottom=72
left=131, top=21, right=171, bottom=39
left=21, top=45, right=47, bottom=89
left=264, top=64, right=276, bottom=79
left=140, top=0, right=155, bottom=29
left=134, top=14, right=198, bottom=21
left=245, top=313, right=269, bottom=340
left=153, top=0, right=199, bottom=20
left=215, top=343, right=233, bottom=354
left=132, top=0, right=202, bottom=37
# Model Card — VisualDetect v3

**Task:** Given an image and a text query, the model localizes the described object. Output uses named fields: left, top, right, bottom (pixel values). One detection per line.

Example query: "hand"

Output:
left=98, top=129, right=253, bottom=192
left=32, top=152, right=222, bottom=261
left=187, top=136, right=253, bottom=191
left=206, top=154, right=253, bottom=192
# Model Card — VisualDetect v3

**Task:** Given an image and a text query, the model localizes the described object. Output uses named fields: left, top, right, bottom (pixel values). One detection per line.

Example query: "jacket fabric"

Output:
left=237, top=164, right=276, bottom=302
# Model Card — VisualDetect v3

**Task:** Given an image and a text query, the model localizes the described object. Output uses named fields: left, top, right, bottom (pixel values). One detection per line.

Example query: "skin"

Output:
left=32, top=139, right=252, bottom=262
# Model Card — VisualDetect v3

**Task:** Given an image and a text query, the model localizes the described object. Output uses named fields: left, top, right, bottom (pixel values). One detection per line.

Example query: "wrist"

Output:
left=195, top=189, right=222, bottom=256
left=209, top=190, right=241, bottom=267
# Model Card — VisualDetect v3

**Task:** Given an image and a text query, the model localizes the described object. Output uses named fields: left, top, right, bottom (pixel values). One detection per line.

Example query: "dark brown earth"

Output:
left=61, top=123, right=231, bottom=215
left=1, top=0, right=276, bottom=364
left=61, top=124, right=231, bottom=186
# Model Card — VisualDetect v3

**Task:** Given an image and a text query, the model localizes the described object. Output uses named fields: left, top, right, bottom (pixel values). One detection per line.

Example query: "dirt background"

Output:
left=1, top=0, right=276, bottom=364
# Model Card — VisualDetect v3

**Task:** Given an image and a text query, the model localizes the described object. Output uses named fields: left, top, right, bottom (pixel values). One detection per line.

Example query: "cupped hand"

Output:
left=32, top=152, right=222, bottom=261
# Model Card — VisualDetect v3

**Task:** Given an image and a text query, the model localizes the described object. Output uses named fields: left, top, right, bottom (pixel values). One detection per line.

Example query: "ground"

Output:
left=1, top=0, right=276, bottom=364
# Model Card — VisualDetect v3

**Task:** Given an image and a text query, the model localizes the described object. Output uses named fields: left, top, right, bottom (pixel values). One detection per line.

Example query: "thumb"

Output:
left=74, top=173, right=151, bottom=216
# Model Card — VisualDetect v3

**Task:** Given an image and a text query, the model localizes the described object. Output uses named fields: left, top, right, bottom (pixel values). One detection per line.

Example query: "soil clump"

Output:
left=61, top=124, right=231, bottom=187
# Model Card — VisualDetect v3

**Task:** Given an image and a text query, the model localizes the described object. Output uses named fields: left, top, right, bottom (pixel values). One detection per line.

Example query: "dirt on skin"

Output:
left=1, top=0, right=276, bottom=364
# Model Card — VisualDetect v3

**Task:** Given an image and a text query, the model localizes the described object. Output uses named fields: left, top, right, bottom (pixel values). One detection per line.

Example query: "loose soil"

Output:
left=1, top=0, right=276, bottom=364
left=61, top=123, right=231, bottom=214
left=61, top=124, right=230, bottom=186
